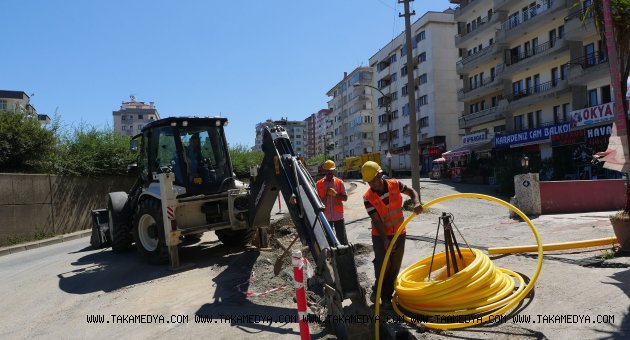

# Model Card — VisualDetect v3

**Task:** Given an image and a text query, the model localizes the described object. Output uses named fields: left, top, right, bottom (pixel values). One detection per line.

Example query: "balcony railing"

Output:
left=458, top=104, right=506, bottom=128
left=456, top=13, right=492, bottom=40
left=499, top=0, right=554, bottom=32
left=508, top=79, right=559, bottom=102
left=568, top=51, right=608, bottom=69
left=565, top=5, right=596, bottom=21
left=506, top=38, right=564, bottom=67
left=457, top=43, right=493, bottom=68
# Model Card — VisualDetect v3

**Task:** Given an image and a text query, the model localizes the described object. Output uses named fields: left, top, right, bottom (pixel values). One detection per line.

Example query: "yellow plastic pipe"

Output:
left=374, top=193, right=543, bottom=338
left=487, top=236, right=618, bottom=255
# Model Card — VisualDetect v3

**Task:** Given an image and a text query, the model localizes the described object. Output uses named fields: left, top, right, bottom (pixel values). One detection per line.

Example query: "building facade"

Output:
left=368, top=10, right=461, bottom=174
left=326, top=67, right=377, bottom=166
left=451, top=0, right=616, bottom=180
left=254, top=118, right=306, bottom=155
left=315, top=109, right=333, bottom=158
left=0, top=90, right=50, bottom=124
left=304, top=114, right=317, bottom=158
left=113, top=97, right=160, bottom=136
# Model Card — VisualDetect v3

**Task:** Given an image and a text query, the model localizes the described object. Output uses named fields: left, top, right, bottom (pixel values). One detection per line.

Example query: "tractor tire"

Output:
left=108, top=192, right=133, bottom=253
left=133, top=199, right=169, bottom=265
left=215, top=228, right=255, bottom=247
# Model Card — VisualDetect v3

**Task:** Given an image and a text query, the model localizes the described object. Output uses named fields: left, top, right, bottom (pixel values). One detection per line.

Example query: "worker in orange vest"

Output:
left=361, top=161, right=423, bottom=309
left=316, top=160, right=349, bottom=245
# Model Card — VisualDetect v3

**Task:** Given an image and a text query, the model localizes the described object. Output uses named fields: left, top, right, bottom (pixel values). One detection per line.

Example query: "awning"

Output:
left=433, top=157, right=446, bottom=163
left=443, top=140, right=493, bottom=160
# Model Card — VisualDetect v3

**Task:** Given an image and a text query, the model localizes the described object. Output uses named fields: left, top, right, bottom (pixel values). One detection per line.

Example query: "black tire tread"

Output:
left=215, top=228, right=255, bottom=247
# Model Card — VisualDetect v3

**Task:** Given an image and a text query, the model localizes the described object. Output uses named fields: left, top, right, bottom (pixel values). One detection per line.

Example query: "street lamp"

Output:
left=353, top=83, right=393, bottom=178
left=521, top=156, right=529, bottom=174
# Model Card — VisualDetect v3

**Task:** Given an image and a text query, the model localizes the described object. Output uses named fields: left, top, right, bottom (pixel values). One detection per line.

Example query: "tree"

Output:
left=54, top=124, right=135, bottom=176
left=0, top=110, right=57, bottom=173
left=229, top=144, right=263, bottom=179
left=584, top=0, right=630, bottom=212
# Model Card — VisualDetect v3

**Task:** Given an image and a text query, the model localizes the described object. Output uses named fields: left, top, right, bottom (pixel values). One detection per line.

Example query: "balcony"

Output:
left=457, top=76, right=509, bottom=102
left=457, top=42, right=509, bottom=74
left=493, top=0, right=521, bottom=12
left=499, top=38, right=569, bottom=78
left=564, top=6, right=596, bottom=41
left=455, top=11, right=505, bottom=46
left=507, top=79, right=571, bottom=110
left=496, top=0, right=570, bottom=44
left=452, top=0, right=480, bottom=20
left=458, top=100, right=509, bottom=129
left=568, top=52, right=609, bottom=86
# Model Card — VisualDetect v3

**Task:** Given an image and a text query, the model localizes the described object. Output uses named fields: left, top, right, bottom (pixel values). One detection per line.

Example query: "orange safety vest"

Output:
left=364, top=179, right=405, bottom=236
left=316, top=177, right=344, bottom=213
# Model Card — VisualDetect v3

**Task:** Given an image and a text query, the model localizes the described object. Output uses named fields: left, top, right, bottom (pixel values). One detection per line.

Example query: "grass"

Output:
left=601, top=244, right=620, bottom=260
left=0, top=231, right=57, bottom=247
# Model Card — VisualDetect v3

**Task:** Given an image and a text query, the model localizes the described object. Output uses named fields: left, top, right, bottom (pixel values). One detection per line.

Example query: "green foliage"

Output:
left=307, top=154, right=327, bottom=166
left=0, top=110, right=57, bottom=173
left=54, top=123, right=135, bottom=176
left=229, top=144, right=263, bottom=178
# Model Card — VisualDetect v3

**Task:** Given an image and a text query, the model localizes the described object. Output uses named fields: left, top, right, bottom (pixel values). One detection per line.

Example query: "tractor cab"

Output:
left=136, top=117, right=233, bottom=196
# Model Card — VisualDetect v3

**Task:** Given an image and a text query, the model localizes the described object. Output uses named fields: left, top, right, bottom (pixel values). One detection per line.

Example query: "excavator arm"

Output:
left=248, top=125, right=365, bottom=338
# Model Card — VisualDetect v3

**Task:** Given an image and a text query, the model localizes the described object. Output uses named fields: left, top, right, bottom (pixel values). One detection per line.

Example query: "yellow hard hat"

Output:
left=361, top=161, right=382, bottom=182
left=322, top=160, right=336, bottom=171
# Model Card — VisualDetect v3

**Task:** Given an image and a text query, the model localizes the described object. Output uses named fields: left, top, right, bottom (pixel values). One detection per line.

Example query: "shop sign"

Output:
left=494, top=123, right=570, bottom=148
left=551, top=129, right=585, bottom=147
left=585, top=124, right=612, bottom=147
left=462, top=131, right=487, bottom=145
left=569, top=102, right=614, bottom=128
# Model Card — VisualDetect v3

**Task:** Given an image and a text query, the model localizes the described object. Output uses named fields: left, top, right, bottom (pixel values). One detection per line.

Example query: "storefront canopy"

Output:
left=442, top=141, right=493, bottom=160
left=433, top=157, right=446, bottom=163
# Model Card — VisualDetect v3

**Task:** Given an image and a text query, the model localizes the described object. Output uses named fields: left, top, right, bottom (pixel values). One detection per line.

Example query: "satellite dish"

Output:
left=130, top=95, right=136, bottom=102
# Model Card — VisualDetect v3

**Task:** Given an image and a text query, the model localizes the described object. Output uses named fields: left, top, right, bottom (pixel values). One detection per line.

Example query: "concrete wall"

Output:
left=0, top=174, right=135, bottom=245
left=540, top=179, right=625, bottom=214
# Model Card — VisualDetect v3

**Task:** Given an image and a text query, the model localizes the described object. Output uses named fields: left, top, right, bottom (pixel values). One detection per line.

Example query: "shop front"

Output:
left=442, top=131, right=493, bottom=182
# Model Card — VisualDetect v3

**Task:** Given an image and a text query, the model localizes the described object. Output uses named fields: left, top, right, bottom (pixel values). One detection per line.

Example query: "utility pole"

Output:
left=400, top=0, right=421, bottom=199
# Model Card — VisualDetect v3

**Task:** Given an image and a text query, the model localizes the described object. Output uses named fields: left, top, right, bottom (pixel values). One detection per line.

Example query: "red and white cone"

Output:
left=292, top=250, right=310, bottom=340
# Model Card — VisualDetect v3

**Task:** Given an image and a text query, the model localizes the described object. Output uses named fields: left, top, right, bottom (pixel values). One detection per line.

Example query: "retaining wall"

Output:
left=0, top=174, right=135, bottom=245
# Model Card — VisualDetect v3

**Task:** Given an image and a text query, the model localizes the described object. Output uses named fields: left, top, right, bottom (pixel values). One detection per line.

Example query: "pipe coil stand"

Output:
left=375, top=193, right=543, bottom=338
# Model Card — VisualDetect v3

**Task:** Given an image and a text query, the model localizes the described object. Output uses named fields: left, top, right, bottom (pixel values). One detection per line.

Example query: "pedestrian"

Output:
left=361, top=161, right=423, bottom=309
left=316, top=160, right=349, bottom=245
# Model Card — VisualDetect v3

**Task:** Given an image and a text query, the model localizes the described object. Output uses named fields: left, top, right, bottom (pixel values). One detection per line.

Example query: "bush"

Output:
left=54, top=123, right=135, bottom=176
left=0, top=110, right=57, bottom=173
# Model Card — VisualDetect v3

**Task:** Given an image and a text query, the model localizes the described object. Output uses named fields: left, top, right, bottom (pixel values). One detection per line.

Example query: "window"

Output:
left=400, top=45, right=407, bottom=57
left=402, top=85, right=408, bottom=96
left=527, top=112, right=534, bottom=128
left=391, top=72, right=397, bottom=82
left=121, top=115, right=126, bottom=121
left=561, top=63, right=569, bottom=80
left=418, top=52, right=426, bottom=63
left=558, top=25, right=565, bottom=39
left=401, top=65, right=407, bottom=76
left=549, top=29, right=557, bottom=48
left=402, top=103, right=409, bottom=116
left=138, top=125, right=143, bottom=131
left=551, top=67, right=559, bottom=86
left=535, top=110, right=542, bottom=128
left=416, top=31, right=426, bottom=42
left=514, top=115, right=525, bottom=131
left=122, top=126, right=127, bottom=130
left=601, top=85, right=611, bottom=103
left=588, top=89, right=598, bottom=106
left=418, top=95, right=428, bottom=106
left=138, top=114, right=143, bottom=119
left=419, top=73, right=427, bottom=84
left=391, top=110, right=399, bottom=120
left=553, top=105, right=561, bottom=123
left=419, top=117, right=429, bottom=128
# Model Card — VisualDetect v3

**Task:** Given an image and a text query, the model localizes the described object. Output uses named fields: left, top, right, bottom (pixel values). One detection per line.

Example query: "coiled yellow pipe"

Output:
left=375, top=193, right=543, bottom=337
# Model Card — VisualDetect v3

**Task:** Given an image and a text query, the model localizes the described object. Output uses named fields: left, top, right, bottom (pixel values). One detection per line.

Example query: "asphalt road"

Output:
left=0, top=178, right=628, bottom=339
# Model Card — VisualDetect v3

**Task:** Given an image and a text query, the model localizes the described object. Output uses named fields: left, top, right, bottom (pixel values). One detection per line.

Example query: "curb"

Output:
left=0, top=230, right=91, bottom=257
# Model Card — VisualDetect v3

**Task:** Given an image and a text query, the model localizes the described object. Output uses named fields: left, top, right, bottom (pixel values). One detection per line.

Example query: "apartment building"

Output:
left=254, top=118, right=306, bottom=155
left=304, top=114, right=317, bottom=158
left=367, top=10, right=461, bottom=174
left=112, top=97, right=160, bottom=136
left=314, top=109, right=333, bottom=158
left=0, top=90, right=50, bottom=124
left=452, top=0, right=616, bottom=180
left=326, top=67, right=377, bottom=168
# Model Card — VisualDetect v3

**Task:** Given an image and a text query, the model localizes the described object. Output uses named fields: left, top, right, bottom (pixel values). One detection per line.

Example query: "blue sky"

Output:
left=3, top=0, right=453, bottom=147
